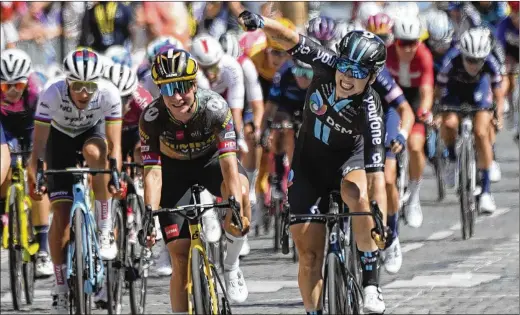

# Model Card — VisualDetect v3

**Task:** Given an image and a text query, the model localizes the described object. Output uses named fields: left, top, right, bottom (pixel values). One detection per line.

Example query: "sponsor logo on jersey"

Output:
left=141, top=145, right=150, bottom=152
left=325, top=116, right=352, bottom=134
left=224, top=131, right=236, bottom=139
left=366, top=95, right=382, bottom=146
left=165, top=224, right=180, bottom=239
left=309, top=90, right=327, bottom=116
left=139, top=127, right=149, bottom=140
left=144, top=107, right=159, bottom=122
left=176, top=130, right=184, bottom=140
left=312, top=50, right=336, bottom=67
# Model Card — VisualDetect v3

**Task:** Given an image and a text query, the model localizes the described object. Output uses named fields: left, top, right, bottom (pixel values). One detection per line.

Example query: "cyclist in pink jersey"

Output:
left=0, top=48, right=53, bottom=277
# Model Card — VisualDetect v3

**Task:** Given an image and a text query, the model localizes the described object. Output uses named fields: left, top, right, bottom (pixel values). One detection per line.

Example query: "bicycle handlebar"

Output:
left=123, top=162, right=144, bottom=168
left=435, top=104, right=489, bottom=114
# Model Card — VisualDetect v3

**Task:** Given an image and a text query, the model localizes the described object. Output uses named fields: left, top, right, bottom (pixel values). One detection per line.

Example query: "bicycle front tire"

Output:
left=326, top=253, right=349, bottom=314
left=106, top=202, right=125, bottom=315
left=72, top=210, right=86, bottom=314
left=129, top=194, right=148, bottom=315
left=459, top=141, right=474, bottom=240
left=191, top=248, right=217, bottom=315
left=8, top=194, right=23, bottom=310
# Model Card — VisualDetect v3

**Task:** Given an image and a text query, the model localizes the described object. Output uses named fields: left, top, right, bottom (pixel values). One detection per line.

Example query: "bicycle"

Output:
left=393, top=142, right=410, bottom=226
left=139, top=184, right=243, bottom=315
left=281, top=192, right=386, bottom=315
left=437, top=104, right=486, bottom=240
left=2, top=140, right=37, bottom=310
left=35, top=157, right=120, bottom=314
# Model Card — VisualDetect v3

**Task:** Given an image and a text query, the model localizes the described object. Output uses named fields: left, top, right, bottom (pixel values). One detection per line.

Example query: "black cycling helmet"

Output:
left=151, top=48, right=198, bottom=84
left=336, top=30, right=386, bottom=75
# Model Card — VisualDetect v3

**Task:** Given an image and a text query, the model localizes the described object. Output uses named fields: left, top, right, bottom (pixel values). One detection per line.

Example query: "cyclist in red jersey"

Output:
left=386, top=16, right=435, bottom=229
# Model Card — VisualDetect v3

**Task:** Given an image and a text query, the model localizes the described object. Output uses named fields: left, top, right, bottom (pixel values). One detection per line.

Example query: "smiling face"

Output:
left=334, top=70, right=371, bottom=99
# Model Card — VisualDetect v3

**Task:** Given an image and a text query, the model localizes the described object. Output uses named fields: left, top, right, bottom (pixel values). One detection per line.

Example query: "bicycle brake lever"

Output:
left=369, top=201, right=386, bottom=249
left=228, top=196, right=244, bottom=232
left=35, top=158, right=45, bottom=192
left=109, top=157, right=120, bottom=191
left=138, top=205, right=154, bottom=247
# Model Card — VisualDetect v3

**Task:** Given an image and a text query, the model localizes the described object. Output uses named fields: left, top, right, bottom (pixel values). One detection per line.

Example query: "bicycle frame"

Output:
left=2, top=153, right=38, bottom=257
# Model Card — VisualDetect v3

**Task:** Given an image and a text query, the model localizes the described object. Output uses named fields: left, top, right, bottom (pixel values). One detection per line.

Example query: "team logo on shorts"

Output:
left=309, top=90, right=327, bottom=116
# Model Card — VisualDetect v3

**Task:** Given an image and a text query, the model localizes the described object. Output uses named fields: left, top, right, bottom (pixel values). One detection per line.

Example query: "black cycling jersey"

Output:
left=268, top=60, right=306, bottom=118
left=287, top=34, right=386, bottom=173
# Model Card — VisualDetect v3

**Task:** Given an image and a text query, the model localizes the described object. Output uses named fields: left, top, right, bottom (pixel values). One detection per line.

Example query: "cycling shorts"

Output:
left=158, top=151, right=248, bottom=244
left=384, top=107, right=400, bottom=160
left=3, top=127, right=33, bottom=152
left=122, top=126, right=139, bottom=159
left=288, top=138, right=365, bottom=225
left=441, top=75, right=493, bottom=110
left=402, top=87, right=426, bottom=137
left=45, top=120, right=106, bottom=204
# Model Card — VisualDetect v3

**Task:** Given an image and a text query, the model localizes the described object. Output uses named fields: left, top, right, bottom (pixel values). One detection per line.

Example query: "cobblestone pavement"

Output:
left=1, top=130, right=518, bottom=314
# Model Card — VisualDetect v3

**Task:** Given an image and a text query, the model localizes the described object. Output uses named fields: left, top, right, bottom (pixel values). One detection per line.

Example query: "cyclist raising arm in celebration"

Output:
left=239, top=11, right=388, bottom=315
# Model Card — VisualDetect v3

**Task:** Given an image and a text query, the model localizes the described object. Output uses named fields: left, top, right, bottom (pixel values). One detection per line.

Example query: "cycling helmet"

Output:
left=104, top=45, right=132, bottom=67
left=63, top=47, right=104, bottom=82
left=46, top=62, right=65, bottom=79
left=104, top=63, right=138, bottom=97
left=365, top=13, right=394, bottom=36
left=307, top=16, right=336, bottom=42
left=146, top=36, right=184, bottom=64
left=333, top=21, right=357, bottom=39
left=337, top=31, right=386, bottom=75
left=357, top=3, right=383, bottom=25
left=393, top=17, right=422, bottom=41
left=0, top=48, right=32, bottom=82
left=424, top=10, right=454, bottom=43
left=447, top=1, right=463, bottom=11
left=509, top=1, right=519, bottom=13
left=266, top=17, right=296, bottom=50
left=219, top=32, right=242, bottom=59
left=459, top=27, right=493, bottom=59
left=151, top=48, right=198, bottom=84
left=191, top=34, right=224, bottom=67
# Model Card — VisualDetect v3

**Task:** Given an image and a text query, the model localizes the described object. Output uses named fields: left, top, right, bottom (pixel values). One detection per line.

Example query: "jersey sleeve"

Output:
left=102, top=83, right=123, bottom=125
left=34, top=84, right=58, bottom=127
left=419, top=45, right=435, bottom=87
left=363, top=90, right=386, bottom=173
left=436, top=49, right=457, bottom=87
left=223, top=60, right=245, bottom=109
left=133, top=84, right=153, bottom=111
left=287, top=34, right=337, bottom=72
left=209, top=95, right=238, bottom=158
left=241, top=57, right=263, bottom=103
left=139, top=105, right=161, bottom=169
left=196, top=70, right=211, bottom=90
left=484, top=54, right=503, bottom=89
left=373, top=68, right=406, bottom=109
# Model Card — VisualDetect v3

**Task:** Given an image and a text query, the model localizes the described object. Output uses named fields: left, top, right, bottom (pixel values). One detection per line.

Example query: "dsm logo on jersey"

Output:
left=309, top=90, right=327, bottom=116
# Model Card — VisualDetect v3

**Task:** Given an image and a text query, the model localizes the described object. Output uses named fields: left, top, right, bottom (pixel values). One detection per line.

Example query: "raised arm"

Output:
left=238, top=11, right=299, bottom=51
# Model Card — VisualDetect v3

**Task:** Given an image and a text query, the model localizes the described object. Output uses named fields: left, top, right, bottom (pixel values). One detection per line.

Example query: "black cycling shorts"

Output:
left=122, top=126, right=139, bottom=159
left=46, top=120, right=106, bottom=203
left=288, top=138, right=364, bottom=225
left=158, top=151, right=248, bottom=243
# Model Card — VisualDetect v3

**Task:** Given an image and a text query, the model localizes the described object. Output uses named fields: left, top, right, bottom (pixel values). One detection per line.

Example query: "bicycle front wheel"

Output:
left=107, top=202, right=125, bottom=315
left=326, top=253, right=349, bottom=315
left=191, top=248, right=218, bottom=315
left=459, top=141, right=475, bottom=240
left=129, top=195, right=148, bottom=315
left=8, top=191, right=23, bottom=310
left=71, top=210, right=86, bottom=314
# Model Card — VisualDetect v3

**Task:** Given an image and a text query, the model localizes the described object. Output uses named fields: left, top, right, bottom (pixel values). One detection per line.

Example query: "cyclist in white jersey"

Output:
left=27, top=47, right=124, bottom=313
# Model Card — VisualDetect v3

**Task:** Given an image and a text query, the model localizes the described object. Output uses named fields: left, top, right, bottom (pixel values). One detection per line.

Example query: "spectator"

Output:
left=79, top=1, right=134, bottom=53
left=1, top=1, right=26, bottom=48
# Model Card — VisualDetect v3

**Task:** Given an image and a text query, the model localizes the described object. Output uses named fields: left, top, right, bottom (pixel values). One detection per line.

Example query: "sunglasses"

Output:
left=68, top=80, right=98, bottom=94
left=0, top=81, right=27, bottom=93
left=428, top=39, right=452, bottom=50
left=336, top=58, right=371, bottom=79
left=159, top=80, right=195, bottom=96
left=269, top=49, right=288, bottom=57
left=292, top=67, right=314, bottom=80
left=396, top=39, right=419, bottom=48
left=463, top=56, right=486, bottom=65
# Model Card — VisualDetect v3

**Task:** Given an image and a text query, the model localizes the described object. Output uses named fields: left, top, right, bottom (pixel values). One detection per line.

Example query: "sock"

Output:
left=306, top=310, right=323, bottom=315
left=35, top=225, right=50, bottom=253
left=224, top=231, right=245, bottom=271
left=447, top=145, right=457, bottom=161
left=358, top=250, right=380, bottom=287
left=481, top=169, right=491, bottom=193
left=54, top=264, right=68, bottom=294
left=387, top=214, right=398, bottom=239
left=95, top=199, right=112, bottom=232
left=408, top=179, right=422, bottom=204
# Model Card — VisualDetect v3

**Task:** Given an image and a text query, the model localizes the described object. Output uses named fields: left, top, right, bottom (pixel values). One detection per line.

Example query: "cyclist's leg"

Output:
left=45, top=127, right=79, bottom=311
left=472, top=76, right=496, bottom=212
left=439, top=87, right=461, bottom=188
left=0, top=123, right=9, bottom=186
left=272, top=112, right=293, bottom=193
left=288, top=150, right=328, bottom=314
left=81, top=120, right=116, bottom=260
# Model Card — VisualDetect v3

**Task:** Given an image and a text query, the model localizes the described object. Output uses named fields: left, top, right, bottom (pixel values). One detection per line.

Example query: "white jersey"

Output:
left=196, top=54, right=245, bottom=109
left=34, top=79, right=122, bottom=138
left=237, top=54, right=263, bottom=103
left=142, top=72, right=160, bottom=99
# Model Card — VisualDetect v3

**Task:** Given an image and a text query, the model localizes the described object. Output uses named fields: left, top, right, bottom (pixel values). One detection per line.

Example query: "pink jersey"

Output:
left=123, top=84, right=152, bottom=129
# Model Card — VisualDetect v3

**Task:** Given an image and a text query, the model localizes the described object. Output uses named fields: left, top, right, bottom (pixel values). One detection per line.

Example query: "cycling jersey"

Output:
left=123, top=83, right=153, bottom=130
left=0, top=73, right=42, bottom=137
left=454, top=3, right=483, bottom=39
left=139, top=88, right=237, bottom=164
left=237, top=54, right=263, bottom=104
left=268, top=60, right=306, bottom=117
left=372, top=67, right=407, bottom=112
left=474, top=2, right=509, bottom=29
left=196, top=54, right=245, bottom=109
left=496, top=17, right=519, bottom=63
left=34, top=79, right=122, bottom=137
left=239, top=29, right=267, bottom=60
left=386, top=42, right=435, bottom=89
left=287, top=34, right=386, bottom=172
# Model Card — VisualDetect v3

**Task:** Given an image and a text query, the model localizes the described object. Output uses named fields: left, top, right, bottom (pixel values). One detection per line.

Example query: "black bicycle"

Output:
left=437, top=104, right=486, bottom=240
left=281, top=192, right=386, bottom=314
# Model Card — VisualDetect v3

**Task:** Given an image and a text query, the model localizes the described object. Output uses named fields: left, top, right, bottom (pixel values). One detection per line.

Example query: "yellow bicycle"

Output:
left=2, top=145, right=39, bottom=310
left=139, top=184, right=241, bottom=315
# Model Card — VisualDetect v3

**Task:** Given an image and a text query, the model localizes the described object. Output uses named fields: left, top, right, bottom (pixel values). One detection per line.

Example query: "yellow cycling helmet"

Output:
left=151, top=48, right=198, bottom=84
left=266, top=17, right=296, bottom=51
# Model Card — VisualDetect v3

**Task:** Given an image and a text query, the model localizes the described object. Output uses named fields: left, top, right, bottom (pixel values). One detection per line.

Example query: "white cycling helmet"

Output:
left=146, top=36, right=184, bottom=64
left=357, top=3, right=382, bottom=25
left=46, top=62, right=65, bottom=79
left=219, top=32, right=242, bottom=59
left=104, top=45, right=132, bottom=67
left=63, top=48, right=104, bottom=82
left=191, top=34, right=224, bottom=67
left=0, top=48, right=32, bottom=82
left=393, top=17, right=422, bottom=41
left=103, top=63, right=138, bottom=97
left=424, top=10, right=454, bottom=43
left=459, top=27, right=493, bottom=59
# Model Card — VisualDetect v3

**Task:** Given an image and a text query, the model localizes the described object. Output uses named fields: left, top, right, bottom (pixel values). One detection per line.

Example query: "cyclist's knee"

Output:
left=443, top=113, right=459, bottom=130
left=408, top=133, right=425, bottom=152
left=290, top=224, right=324, bottom=268
left=384, top=162, right=397, bottom=187
left=83, top=137, right=108, bottom=165
left=167, top=239, right=190, bottom=267
left=341, top=171, right=368, bottom=211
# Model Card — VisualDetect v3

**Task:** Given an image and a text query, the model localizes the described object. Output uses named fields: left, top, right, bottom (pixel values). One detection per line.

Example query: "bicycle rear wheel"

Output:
left=273, top=197, right=281, bottom=252
left=71, top=210, right=86, bottom=314
left=191, top=248, right=218, bottom=315
left=326, top=253, right=350, bottom=314
left=435, top=133, right=447, bottom=201
left=107, top=203, right=125, bottom=314
left=8, top=191, right=23, bottom=310
left=129, top=195, right=148, bottom=315
left=459, top=141, right=475, bottom=240
left=22, top=198, right=35, bottom=305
